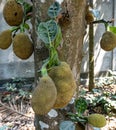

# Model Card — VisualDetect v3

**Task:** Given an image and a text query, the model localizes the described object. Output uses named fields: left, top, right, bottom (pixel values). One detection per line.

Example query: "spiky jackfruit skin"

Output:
left=31, top=76, right=57, bottom=115
left=3, top=0, right=23, bottom=26
left=88, top=114, right=106, bottom=128
left=13, top=33, right=34, bottom=59
left=100, top=31, right=116, bottom=51
left=48, top=62, right=77, bottom=109
left=0, top=30, right=12, bottom=49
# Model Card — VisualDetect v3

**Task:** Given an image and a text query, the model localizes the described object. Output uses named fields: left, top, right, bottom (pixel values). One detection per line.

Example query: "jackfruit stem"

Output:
left=20, top=23, right=25, bottom=32
left=41, top=67, right=48, bottom=76
left=41, top=59, right=49, bottom=76
left=11, top=27, right=20, bottom=33
left=47, top=28, right=61, bottom=68
left=48, top=46, right=60, bottom=68
left=92, top=19, right=113, bottom=31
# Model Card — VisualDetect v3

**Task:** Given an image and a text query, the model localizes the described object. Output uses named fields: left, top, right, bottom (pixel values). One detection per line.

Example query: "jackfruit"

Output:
left=87, top=114, right=106, bottom=128
left=100, top=31, right=116, bottom=51
left=85, top=5, right=94, bottom=24
left=0, top=30, right=12, bottom=49
left=31, top=76, right=57, bottom=115
left=85, top=11, right=94, bottom=24
left=13, top=33, right=33, bottom=59
left=3, top=0, right=23, bottom=26
left=48, top=62, right=77, bottom=108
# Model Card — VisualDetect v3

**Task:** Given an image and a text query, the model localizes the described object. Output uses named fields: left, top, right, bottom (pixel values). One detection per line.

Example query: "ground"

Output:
left=0, top=81, right=116, bottom=130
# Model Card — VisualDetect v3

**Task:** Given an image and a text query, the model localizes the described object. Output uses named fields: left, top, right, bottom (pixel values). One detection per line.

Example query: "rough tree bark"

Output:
left=31, top=0, right=87, bottom=130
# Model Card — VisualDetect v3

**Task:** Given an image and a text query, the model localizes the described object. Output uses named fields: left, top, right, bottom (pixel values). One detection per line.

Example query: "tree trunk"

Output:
left=31, top=0, right=87, bottom=130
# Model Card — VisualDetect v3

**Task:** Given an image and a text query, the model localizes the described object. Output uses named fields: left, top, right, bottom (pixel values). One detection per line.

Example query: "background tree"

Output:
left=31, top=0, right=87, bottom=129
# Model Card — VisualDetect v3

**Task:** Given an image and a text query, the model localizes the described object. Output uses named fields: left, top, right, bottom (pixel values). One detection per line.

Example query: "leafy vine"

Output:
left=37, top=2, right=63, bottom=76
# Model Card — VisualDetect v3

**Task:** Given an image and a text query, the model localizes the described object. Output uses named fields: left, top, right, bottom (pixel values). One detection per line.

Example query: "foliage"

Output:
left=48, top=1, right=62, bottom=18
left=81, top=74, right=116, bottom=115
left=60, top=72, right=116, bottom=128
left=93, top=74, right=116, bottom=114
left=75, top=97, right=88, bottom=116
left=38, top=20, right=58, bottom=44
left=85, top=89, right=116, bottom=115
left=109, top=26, right=116, bottom=34
left=37, top=1, right=62, bottom=76
left=96, top=71, right=116, bottom=87
left=68, top=98, right=88, bottom=125
left=1, top=78, right=32, bottom=102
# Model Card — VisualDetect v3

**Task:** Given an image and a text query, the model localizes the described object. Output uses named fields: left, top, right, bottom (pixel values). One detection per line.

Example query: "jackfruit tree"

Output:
left=31, top=0, right=86, bottom=130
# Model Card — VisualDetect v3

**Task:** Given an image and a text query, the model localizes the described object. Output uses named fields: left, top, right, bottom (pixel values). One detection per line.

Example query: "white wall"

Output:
left=0, top=0, right=34, bottom=80
left=81, top=0, right=116, bottom=76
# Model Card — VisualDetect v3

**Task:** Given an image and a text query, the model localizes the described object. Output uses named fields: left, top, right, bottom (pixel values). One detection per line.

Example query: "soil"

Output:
left=0, top=84, right=115, bottom=130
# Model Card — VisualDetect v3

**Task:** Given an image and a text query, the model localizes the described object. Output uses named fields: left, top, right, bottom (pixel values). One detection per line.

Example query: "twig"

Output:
left=0, top=108, right=7, bottom=113
left=2, top=112, right=14, bottom=121
left=92, top=19, right=114, bottom=24
left=0, top=101, right=34, bottom=120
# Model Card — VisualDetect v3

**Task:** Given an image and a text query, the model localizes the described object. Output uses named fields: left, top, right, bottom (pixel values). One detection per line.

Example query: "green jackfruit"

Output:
left=13, top=33, right=34, bottom=60
left=48, top=62, right=77, bottom=109
left=88, top=114, right=106, bottom=128
left=31, top=76, right=57, bottom=115
left=85, top=11, right=94, bottom=24
left=0, top=30, right=12, bottom=49
left=85, top=5, right=94, bottom=24
left=3, top=0, right=23, bottom=26
left=100, top=31, right=116, bottom=51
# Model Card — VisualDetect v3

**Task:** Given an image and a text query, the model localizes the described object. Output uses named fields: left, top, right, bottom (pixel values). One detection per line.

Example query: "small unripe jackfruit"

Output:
left=85, top=5, right=94, bottom=24
left=48, top=62, right=77, bottom=109
left=13, top=33, right=34, bottom=60
left=31, top=76, right=57, bottom=115
left=88, top=114, right=106, bottom=128
left=0, top=30, right=12, bottom=49
left=85, top=11, right=94, bottom=24
left=100, top=31, right=116, bottom=51
left=3, top=0, right=23, bottom=26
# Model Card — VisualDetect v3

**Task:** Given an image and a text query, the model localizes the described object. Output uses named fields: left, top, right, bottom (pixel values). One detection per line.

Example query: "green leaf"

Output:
left=38, top=20, right=58, bottom=44
left=68, top=112, right=87, bottom=123
left=68, top=112, right=78, bottom=122
left=48, top=1, right=62, bottom=18
left=23, top=23, right=30, bottom=30
left=16, top=0, right=24, bottom=4
left=53, top=25, right=62, bottom=48
left=75, top=97, right=88, bottom=116
left=23, top=2, right=33, bottom=14
left=108, top=26, right=116, bottom=34
left=59, top=121, right=75, bottom=130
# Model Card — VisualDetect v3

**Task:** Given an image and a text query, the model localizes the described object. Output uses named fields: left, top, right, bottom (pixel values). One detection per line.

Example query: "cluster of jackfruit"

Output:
left=31, top=62, right=77, bottom=115
left=100, top=31, right=116, bottom=51
left=0, top=29, right=34, bottom=59
left=48, top=62, right=77, bottom=109
left=0, top=0, right=33, bottom=60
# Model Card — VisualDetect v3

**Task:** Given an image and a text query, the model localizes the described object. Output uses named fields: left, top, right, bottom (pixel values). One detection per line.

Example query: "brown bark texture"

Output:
left=31, top=0, right=87, bottom=130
